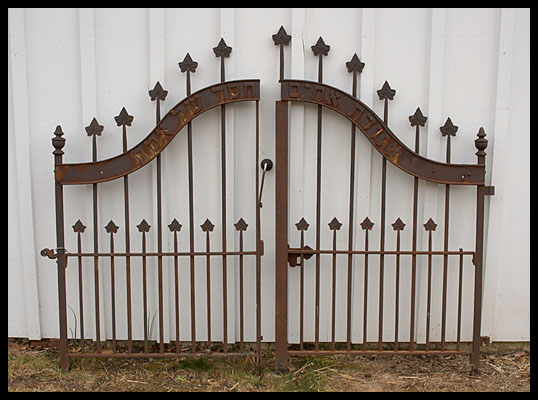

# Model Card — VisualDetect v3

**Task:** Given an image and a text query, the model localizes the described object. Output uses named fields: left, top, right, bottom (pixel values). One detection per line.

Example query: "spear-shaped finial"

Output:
left=85, top=117, right=103, bottom=162
left=311, top=36, right=330, bottom=83
left=200, top=218, right=215, bottom=233
left=115, top=107, right=134, bottom=152
left=148, top=81, right=168, bottom=124
left=273, top=26, right=291, bottom=80
left=409, top=107, right=427, bottom=154
left=168, top=218, right=182, bottom=233
left=213, top=38, right=232, bottom=83
left=377, top=81, right=396, bottom=125
left=328, top=217, right=343, bottom=231
left=295, top=217, right=310, bottom=231
left=440, top=117, right=458, bottom=163
left=137, top=219, right=151, bottom=233
left=72, top=219, right=87, bottom=233
left=423, top=218, right=438, bottom=232
left=391, top=218, right=406, bottom=231
left=360, top=217, right=374, bottom=231
left=105, top=220, right=119, bottom=234
left=234, top=218, right=248, bottom=232
left=178, top=53, right=198, bottom=73
left=346, top=53, right=365, bottom=74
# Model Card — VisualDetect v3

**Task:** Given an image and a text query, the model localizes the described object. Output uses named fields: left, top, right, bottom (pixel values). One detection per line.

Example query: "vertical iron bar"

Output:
left=142, top=229, right=148, bottom=353
left=91, top=132, right=101, bottom=354
left=394, top=229, right=400, bottom=351
left=174, top=230, right=180, bottom=353
left=457, top=248, right=464, bottom=351
left=239, top=228, right=244, bottom=352
left=122, top=124, right=133, bottom=354
left=378, top=99, right=388, bottom=351
left=219, top=54, right=229, bottom=354
left=52, top=127, right=69, bottom=371
left=109, top=228, right=117, bottom=353
left=362, top=227, right=370, bottom=351
left=205, top=228, right=212, bottom=348
left=155, top=97, right=165, bottom=354
left=299, top=229, right=305, bottom=351
left=76, top=228, right=85, bottom=353
left=331, top=227, right=337, bottom=350
left=410, top=132, right=420, bottom=352
left=274, top=100, right=289, bottom=374
left=186, top=69, right=196, bottom=353
left=425, top=228, right=433, bottom=351
left=472, top=127, right=488, bottom=374
left=255, top=100, right=262, bottom=374
left=346, top=69, right=357, bottom=351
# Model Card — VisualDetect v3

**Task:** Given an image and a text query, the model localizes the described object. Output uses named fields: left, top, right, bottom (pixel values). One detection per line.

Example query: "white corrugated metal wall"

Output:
left=8, top=8, right=529, bottom=344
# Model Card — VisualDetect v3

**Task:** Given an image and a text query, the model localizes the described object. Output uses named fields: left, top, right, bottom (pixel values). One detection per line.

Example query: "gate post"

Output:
left=52, top=126, right=70, bottom=372
left=471, top=128, right=488, bottom=374
left=275, top=101, right=289, bottom=374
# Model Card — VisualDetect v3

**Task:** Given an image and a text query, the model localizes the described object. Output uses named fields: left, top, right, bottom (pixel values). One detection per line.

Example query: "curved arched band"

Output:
left=281, top=79, right=485, bottom=185
left=56, top=79, right=260, bottom=184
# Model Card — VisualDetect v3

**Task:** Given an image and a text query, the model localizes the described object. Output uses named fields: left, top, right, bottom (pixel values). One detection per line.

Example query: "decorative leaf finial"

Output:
left=213, top=38, right=232, bottom=58
left=346, top=53, right=365, bottom=74
left=391, top=218, right=406, bottom=231
left=137, top=219, right=151, bottom=233
left=328, top=217, right=342, bottom=231
left=295, top=218, right=310, bottom=231
left=409, top=107, right=427, bottom=127
left=440, top=117, right=458, bottom=137
left=85, top=117, right=104, bottom=137
left=474, top=127, right=488, bottom=158
left=377, top=81, right=396, bottom=101
left=148, top=81, right=168, bottom=102
left=72, top=219, right=86, bottom=233
left=272, top=26, right=291, bottom=46
left=168, top=218, right=182, bottom=232
left=423, top=218, right=438, bottom=232
left=360, top=217, right=374, bottom=231
left=234, top=218, right=248, bottom=231
left=178, top=53, right=198, bottom=73
left=311, top=36, right=330, bottom=56
left=114, top=107, right=134, bottom=127
left=105, top=220, right=119, bottom=234
left=200, top=218, right=215, bottom=232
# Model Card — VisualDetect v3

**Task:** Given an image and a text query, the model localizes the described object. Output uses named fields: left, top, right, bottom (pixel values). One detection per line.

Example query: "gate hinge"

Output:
left=258, top=240, right=264, bottom=256
left=40, top=247, right=68, bottom=268
left=485, top=186, right=495, bottom=196
left=480, top=336, right=491, bottom=346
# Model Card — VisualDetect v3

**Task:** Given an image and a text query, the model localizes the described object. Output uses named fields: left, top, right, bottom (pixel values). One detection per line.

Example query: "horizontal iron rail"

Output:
left=288, top=249, right=475, bottom=256
left=68, top=352, right=255, bottom=359
left=288, top=350, right=472, bottom=356
left=64, top=250, right=258, bottom=257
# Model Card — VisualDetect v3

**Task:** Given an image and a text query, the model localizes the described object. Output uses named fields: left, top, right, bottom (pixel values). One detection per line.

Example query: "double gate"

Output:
left=41, top=27, right=493, bottom=375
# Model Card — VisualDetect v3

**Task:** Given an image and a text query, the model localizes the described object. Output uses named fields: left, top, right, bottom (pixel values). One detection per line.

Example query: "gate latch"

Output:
left=287, top=245, right=315, bottom=267
left=40, top=247, right=68, bottom=268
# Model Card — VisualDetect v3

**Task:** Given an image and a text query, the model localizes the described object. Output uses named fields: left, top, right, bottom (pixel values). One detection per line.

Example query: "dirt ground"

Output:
left=7, top=339, right=530, bottom=392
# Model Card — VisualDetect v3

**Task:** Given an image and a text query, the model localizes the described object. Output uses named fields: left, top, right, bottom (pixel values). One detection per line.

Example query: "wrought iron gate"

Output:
left=272, top=29, right=493, bottom=375
left=41, top=26, right=493, bottom=375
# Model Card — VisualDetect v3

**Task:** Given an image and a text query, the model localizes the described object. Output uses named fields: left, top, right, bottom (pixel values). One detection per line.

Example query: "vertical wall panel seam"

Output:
left=8, top=7, right=42, bottom=340
left=78, top=7, right=106, bottom=341
left=481, top=7, right=516, bottom=340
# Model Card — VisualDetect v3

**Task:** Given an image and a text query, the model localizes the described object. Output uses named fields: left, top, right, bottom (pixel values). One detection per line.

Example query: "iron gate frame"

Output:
left=41, top=38, right=266, bottom=373
left=272, top=28, right=494, bottom=375
left=39, top=25, right=495, bottom=376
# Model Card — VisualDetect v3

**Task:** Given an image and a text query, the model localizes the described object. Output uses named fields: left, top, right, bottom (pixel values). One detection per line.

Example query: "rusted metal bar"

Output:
left=295, top=218, right=309, bottom=351
left=274, top=100, right=289, bottom=374
left=272, top=26, right=291, bottom=81
left=472, top=127, right=488, bottom=374
left=86, top=117, right=103, bottom=354
left=105, top=220, right=119, bottom=353
left=361, top=217, right=374, bottom=350
left=311, top=36, right=329, bottom=351
left=457, top=248, right=464, bottom=351
left=288, top=350, right=471, bottom=357
left=168, top=219, right=182, bottom=353
left=440, top=118, right=458, bottom=352
left=65, top=250, right=259, bottom=257
left=345, top=53, right=364, bottom=351
left=137, top=219, right=151, bottom=352
left=235, top=219, right=247, bottom=352
left=214, top=38, right=232, bottom=353
left=329, top=218, right=342, bottom=351
left=73, top=220, right=86, bottom=353
left=409, top=107, right=427, bottom=352
left=392, top=218, right=405, bottom=351
left=255, top=99, right=262, bottom=375
left=376, top=80, right=395, bottom=351
left=115, top=106, right=134, bottom=353
left=52, top=126, right=69, bottom=371
left=201, top=219, right=214, bottom=348
left=424, top=218, right=437, bottom=351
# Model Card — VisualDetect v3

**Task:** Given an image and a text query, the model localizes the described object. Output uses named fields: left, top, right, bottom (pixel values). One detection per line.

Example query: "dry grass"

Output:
left=7, top=339, right=529, bottom=392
